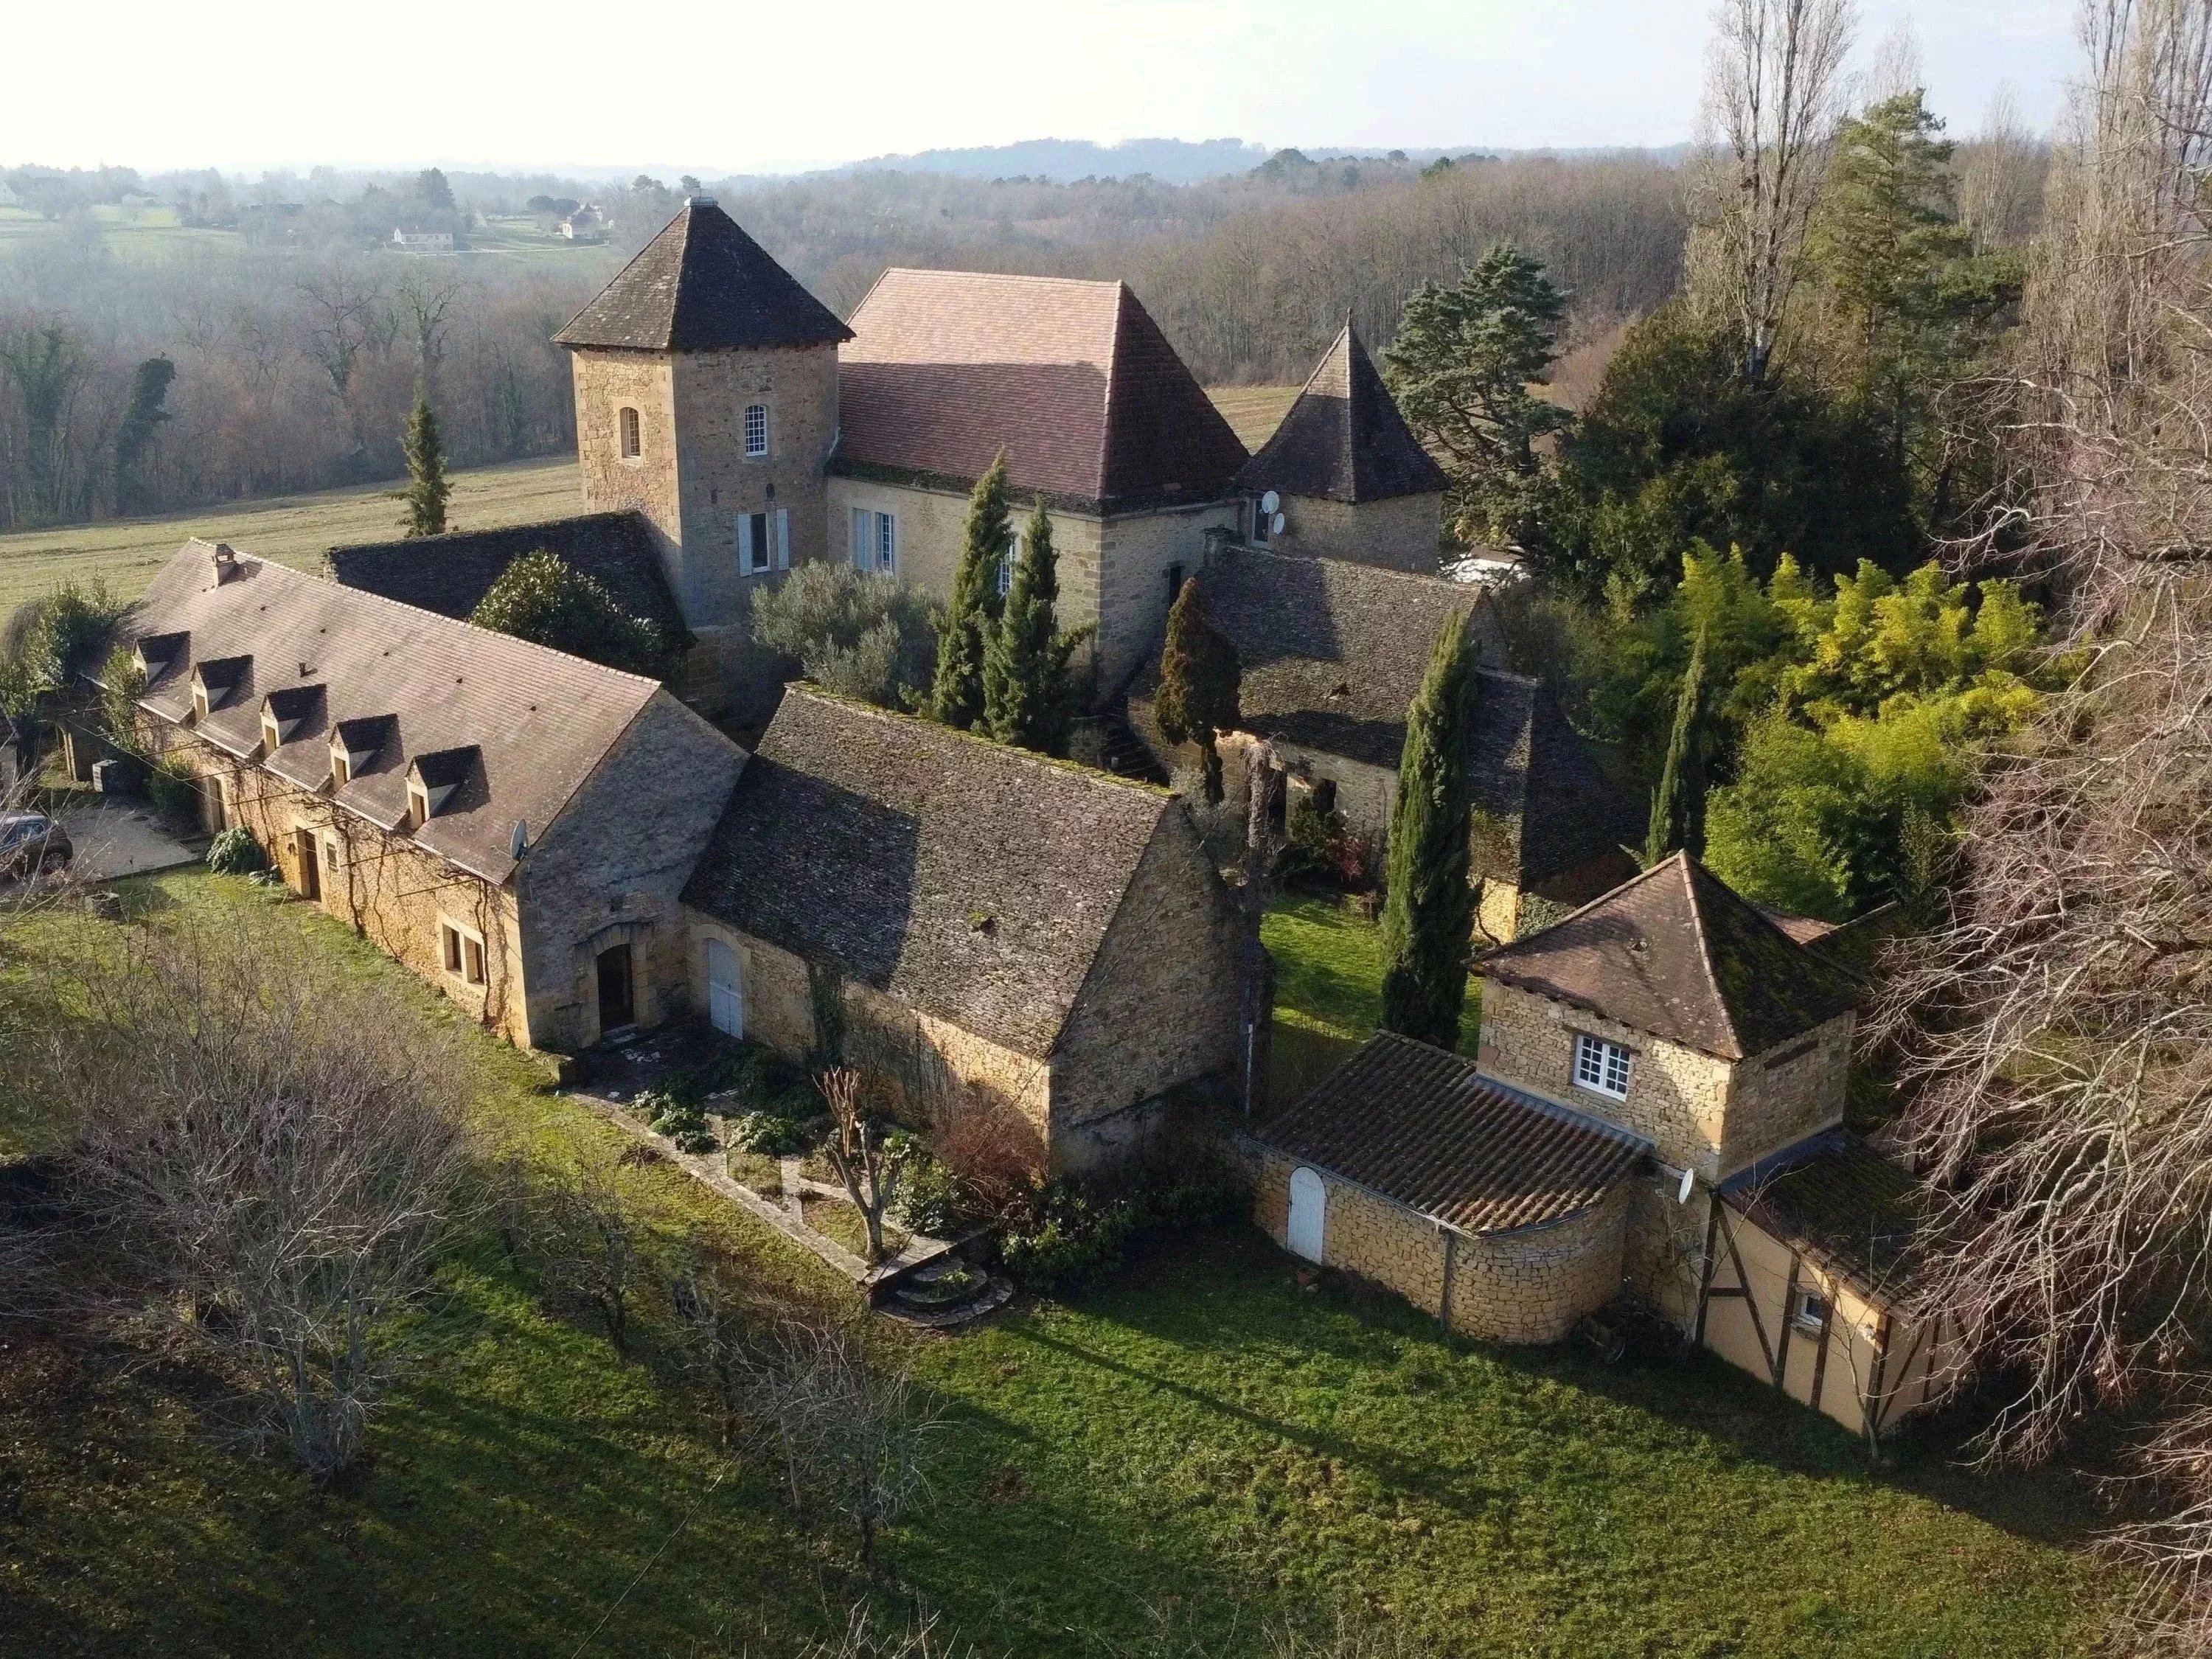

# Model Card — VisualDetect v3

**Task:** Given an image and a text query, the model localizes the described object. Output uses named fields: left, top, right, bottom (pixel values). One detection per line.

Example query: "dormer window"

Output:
left=332, top=746, right=351, bottom=787
left=406, top=745, right=481, bottom=830
left=329, top=714, right=394, bottom=790
left=133, top=632, right=187, bottom=678
left=619, top=405, right=641, bottom=459
left=195, top=683, right=211, bottom=720
left=261, top=711, right=281, bottom=752
left=260, top=685, right=323, bottom=754
left=744, top=403, right=768, bottom=458
left=190, top=656, right=251, bottom=719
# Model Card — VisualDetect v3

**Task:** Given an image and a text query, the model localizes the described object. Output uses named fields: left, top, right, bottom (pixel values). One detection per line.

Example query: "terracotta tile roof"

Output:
left=1257, top=1032, right=1648, bottom=1235
left=553, top=199, right=852, bottom=352
left=1237, top=321, right=1447, bottom=503
left=325, top=512, right=689, bottom=642
left=119, top=540, right=671, bottom=884
left=1479, top=852, right=1861, bottom=1060
left=682, top=686, right=1197, bottom=1060
left=834, top=268, right=1249, bottom=510
left=1720, top=1130, right=1932, bottom=1301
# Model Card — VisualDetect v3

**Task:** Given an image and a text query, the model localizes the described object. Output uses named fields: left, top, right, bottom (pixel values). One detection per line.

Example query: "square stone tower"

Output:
left=555, top=198, right=852, bottom=630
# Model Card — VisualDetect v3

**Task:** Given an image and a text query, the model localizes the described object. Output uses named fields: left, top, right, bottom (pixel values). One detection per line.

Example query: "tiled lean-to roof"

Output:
left=554, top=198, right=852, bottom=352
left=1479, top=852, right=1862, bottom=1061
left=1237, top=321, right=1448, bottom=504
left=1720, top=1130, right=1933, bottom=1301
left=1259, top=1032, right=1648, bottom=1235
left=119, top=540, right=666, bottom=883
left=683, top=686, right=1193, bottom=1060
left=834, top=268, right=1250, bottom=511
left=325, top=512, right=688, bottom=642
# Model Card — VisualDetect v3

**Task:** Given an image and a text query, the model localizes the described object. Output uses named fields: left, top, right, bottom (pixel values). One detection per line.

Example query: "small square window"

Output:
left=322, top=838, right=340, bottom=876
left=743, top=403, right=768, bottom=458
left=1792, top=1287, right=1830, bottom=1334
left=440, top=919, right=487, bottom=987
left=1573, top=1032, right=1632, bottom=1099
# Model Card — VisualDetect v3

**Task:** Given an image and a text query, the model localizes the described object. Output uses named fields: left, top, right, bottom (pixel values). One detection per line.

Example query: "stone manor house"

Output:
left=95, top=196, right=1947, bottom=1429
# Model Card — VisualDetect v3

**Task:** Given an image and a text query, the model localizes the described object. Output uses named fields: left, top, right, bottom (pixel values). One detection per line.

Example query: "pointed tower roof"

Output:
left=554, top=198, right=852, bottom=352
left=1478, top=852, right=1860, bottom=1060
left=1238, top=319, right=1449, bottom=504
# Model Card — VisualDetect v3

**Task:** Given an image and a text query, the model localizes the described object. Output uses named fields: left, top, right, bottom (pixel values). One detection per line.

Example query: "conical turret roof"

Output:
left=1238, top=320, right=1448, bottom=503
left=554, top=198, right=852, bottom=352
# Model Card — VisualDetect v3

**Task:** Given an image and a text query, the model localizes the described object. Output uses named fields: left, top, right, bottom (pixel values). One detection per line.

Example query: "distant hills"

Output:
left=836, top=138, right=1271, bottom=184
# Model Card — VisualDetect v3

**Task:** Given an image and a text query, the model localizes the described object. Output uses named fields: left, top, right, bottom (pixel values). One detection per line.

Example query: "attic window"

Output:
left=330, top=745, right=351, bottom=787
left=261, top=711, right=281, bottom=753
left=406, top=745, right=480, bottom=828
left=194, top=684, right=211, bottom=720
left=408, top=781, right=431, bottom=829
left=619, top=405, right=641, bottom=459
left=744, top=403, right=768, bottom=458
left=1573, top=1032, right=1632, bottom=1100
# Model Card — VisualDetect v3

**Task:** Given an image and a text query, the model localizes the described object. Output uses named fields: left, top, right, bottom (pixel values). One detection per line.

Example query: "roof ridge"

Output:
left=1480, top=850, right=1680, bottom=961
left=782, top=683, right=1175, bottom=801
left=878, top=265, right=1124, bottom=295
left=214, top=549, right=666, bottom=697
left=1674, top=850, right=1742, bottom=1056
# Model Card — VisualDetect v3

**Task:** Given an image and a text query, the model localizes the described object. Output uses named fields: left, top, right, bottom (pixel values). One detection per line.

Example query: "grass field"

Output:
left=0, top=871, right=2118, bottom=1655
left=1263, top=891, right=1481, bottom=1056
left=0, top=456, right=582, bottom=616
left=0, top=388, right=1295, bottom=617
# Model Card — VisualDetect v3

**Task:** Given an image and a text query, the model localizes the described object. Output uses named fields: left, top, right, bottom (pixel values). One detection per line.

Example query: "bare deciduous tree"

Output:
left=817, top=1067, right=905, bottom=1265
left=538, top=1162, right=645, bottom=1357
left=39, top=915, right=474, bottom=1479
left=1691, top=0, right=1858, bottom=384
left=740, top=1317, right=942, bottom=1578
left=1876, top=0, right=2212, bottom=1644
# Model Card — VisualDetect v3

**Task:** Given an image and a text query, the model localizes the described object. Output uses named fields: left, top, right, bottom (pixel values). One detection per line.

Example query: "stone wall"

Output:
left=1270, top=492, right=1444, bottom=575
left=1253, top=1150, right=1630, bottom=1343
left=685, top=912, right=1051, bottom=1158
left=1093, top=501, right=1242, bottom=692
left=143, top=720, right=531, bottom=1044
left=571, top=343, right=841, bottom=630
left=518, top=691, right=747, bottom=1051
left=1475, top=978, right=1734, bottom=1180
left=1048, top=807, right=1245, bottom=1172
left=1721, top=1012, right=1854, bottom=1174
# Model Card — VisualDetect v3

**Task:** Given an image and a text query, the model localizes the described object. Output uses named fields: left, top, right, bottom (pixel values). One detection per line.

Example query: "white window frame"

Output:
left=851, top=508, right=897, bottom=574
left=1792, top=1286, right=1830, bottom=1335
left=439, top=917, right=487, bottom=987
left=997, top=531, right=1022, bottom=599
left=330, top=747, right=350, bottom=787
left=1573, top=1032, right=1632, bottom=1099
left=743, top=403, right=768, bottom=458
left=617, top=405, right=641, bottom=461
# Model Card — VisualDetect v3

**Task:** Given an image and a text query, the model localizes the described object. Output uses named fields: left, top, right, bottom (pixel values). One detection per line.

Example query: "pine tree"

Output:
left=401, top=384, right=450, bottom=538
left=930, top=453, right=1011, bottom=728
left=1155, top=577, right=1241, bottom=803
left=1379, top=611, right=1478, bottom=1048
left=984, top=501, right=1076, bottom=754
left=1644, top=623, right=1708, bottom=866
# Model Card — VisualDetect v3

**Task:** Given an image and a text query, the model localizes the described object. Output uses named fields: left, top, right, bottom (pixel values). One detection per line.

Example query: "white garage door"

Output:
left=1287, top=1166, right=1326, bottom=1264
left=706, top=939, right=743, bottom=1038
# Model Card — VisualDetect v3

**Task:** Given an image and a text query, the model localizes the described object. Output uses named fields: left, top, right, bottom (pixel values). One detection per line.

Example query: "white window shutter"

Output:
left=776, top=508, right=790, bottom=569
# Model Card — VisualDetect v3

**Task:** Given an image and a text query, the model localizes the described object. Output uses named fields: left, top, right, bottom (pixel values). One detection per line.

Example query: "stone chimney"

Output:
left=210, top=542, right=240, bottom=584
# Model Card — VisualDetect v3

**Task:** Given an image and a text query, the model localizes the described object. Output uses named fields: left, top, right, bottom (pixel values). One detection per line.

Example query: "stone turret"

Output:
left=554, top=197, right=852, bottom=628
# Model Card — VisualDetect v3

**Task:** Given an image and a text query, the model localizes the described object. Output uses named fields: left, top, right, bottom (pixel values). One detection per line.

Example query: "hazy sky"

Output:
left=10, top=0, right=2080, bottom=175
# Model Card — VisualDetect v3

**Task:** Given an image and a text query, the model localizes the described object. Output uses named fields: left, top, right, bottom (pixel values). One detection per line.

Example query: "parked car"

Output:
left=0, top=811, right=73, bottom=880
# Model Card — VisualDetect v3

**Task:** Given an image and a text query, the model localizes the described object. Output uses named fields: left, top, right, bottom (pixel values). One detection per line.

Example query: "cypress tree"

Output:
left=401, top=383, right=450, bottom=538
left=1379, top=610, right=1478, bottom=1048
left=1155, top=577, right=1241, bottom=803
left=1644, top=624, right=1708, bottom=866
left=930, top=453, right=1011, bottom=728
left=984, top=501, right=1075, bottom=754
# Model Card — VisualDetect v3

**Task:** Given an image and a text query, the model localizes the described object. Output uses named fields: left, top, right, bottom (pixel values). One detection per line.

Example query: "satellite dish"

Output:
left=1677, top=1166, right=1696, bottom=1205
left=1259, top=490, right=1281, bottom=515
left=510, top=819, right=529, bottom=859
left=1270, top=512, right=1287, bottom=537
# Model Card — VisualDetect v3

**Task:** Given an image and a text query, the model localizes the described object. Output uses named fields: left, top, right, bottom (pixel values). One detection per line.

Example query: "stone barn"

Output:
left=111, top=538, right=746, bottom=1051
left=681, top=685, right=1248, bottom=1173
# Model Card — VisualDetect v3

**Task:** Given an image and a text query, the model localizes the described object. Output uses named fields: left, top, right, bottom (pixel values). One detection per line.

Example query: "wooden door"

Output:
left=293, top=828, right=319, bottom=900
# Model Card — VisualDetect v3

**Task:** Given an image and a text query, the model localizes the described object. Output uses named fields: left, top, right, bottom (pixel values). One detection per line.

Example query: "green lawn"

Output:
left=1263, top=891, right=1479, bottom=1054
left=0, top=873, right=2116, bottom=1655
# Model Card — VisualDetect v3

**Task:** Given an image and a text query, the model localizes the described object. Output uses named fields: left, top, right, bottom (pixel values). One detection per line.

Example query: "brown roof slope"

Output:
left=325, top=512, right=689, bottom=641
left=1721, top=1130, right=1931, bottom=1300
left=553, top=198, right=852, bottom=352
left=1468, top=670, right=1643, bottom=888
left=1259, top=1032, right=1647, bottom=1234
left=682, top=686, right=1183, bottom=1059
left=1238, top=321, right=1448, bottom=503
left=1187, top=546, right=1490, bottom=765
left=1479, top=852, right=1861, bottom=1060
left=834, top=268, right=1248, bottom=509
left=121, top=541, right=666, bottom=883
